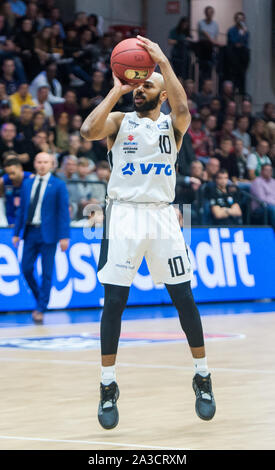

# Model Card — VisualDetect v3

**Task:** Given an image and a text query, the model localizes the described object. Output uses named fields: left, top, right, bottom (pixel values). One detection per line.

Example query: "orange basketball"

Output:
left=111, top=38, right=156, bottom=85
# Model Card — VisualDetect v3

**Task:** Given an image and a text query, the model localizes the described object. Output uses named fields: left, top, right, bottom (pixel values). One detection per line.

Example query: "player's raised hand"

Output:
left=136, top=35, right=167, bottom=65
left=112, top=72, right=138, bottom=95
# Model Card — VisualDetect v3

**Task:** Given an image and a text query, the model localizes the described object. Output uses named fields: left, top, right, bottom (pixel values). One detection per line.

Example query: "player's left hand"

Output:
left=136, top=35, right=167, bottom=65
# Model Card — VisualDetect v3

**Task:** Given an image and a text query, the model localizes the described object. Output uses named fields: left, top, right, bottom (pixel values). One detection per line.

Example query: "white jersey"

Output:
left=107, top=111, right=178, bottom=203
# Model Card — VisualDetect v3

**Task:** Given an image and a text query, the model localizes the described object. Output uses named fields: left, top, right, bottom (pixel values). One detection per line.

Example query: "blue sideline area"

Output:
left=0, top=301, right=275, bottom=328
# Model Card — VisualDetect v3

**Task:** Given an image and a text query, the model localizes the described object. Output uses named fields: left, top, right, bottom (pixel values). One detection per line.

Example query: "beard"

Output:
left=133, top=92, right=161, bottom=112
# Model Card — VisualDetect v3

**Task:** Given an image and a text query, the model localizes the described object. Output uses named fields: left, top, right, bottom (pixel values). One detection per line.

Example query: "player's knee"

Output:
left=166, top=281, right=194, bottom=308
left=103, top=284, right=129, bottom=317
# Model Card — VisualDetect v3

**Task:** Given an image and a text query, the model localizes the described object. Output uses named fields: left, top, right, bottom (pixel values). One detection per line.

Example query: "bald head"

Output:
left=34, top=152, right=54, bottom=176
left=146, top=72, right=165, bottom=91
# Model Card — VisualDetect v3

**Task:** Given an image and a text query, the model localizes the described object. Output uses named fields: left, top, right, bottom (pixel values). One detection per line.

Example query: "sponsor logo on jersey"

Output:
left=121, top=163, right=172, bottom=176
left=157, top=120, right=169, bottom=130
left=123, top=135, right=138, bottom=154
left=122, top=163, right=136, bottom=175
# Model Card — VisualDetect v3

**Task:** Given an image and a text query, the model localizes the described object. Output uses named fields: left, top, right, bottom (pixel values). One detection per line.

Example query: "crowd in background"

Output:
left=0, top=1, right=275, bottom=229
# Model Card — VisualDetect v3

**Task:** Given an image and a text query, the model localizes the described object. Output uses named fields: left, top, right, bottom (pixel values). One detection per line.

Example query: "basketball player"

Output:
left=81, top=35, right=216, bottom=429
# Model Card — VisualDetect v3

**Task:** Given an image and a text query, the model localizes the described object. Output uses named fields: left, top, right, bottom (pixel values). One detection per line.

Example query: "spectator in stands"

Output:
left=69, top=157, right=99, bottom=219
left=184, top=79, right=198, bottom=103
left=250, top=164, right=275, bottom=229
left=87, top=13, right=102, bottom=39
left=17, top=105, right=34, bottom=140
left=203, top=114, right=217, bottom=156
left=197, top=6, right=219, bottom=82
left=208, top=169, right=242, bottom=225
left=202, top=156, right=221, bottom=199
left=34, top=85, right=55, bottom=126
left=27, top=130, right=57, bottom=164
left=168, top=16, right=193, bottom=81
left=241, top=98, right=255, bottom=131
left=188, top=114, right=209, bottom=163
left=18, top=2, right=40, bottom=34
left=53, top=89, right=79, bottom=121
left=78, top=69, right=110, bottom=118
left=70, top=114, right=83, bottom=133
left=73, top=11, right=88, bottom=32
left=220, top=80, right=234, bottom=111
left=10, top=82, right=36, bottom=117
left=34, top=26, right=52, bottom=68
left=44, top=7, right=65, bottom=39
left=1, top=58, right=21, bottom=95
left=50, top=23, right=64, bottom=59
left=57, top=154, right=78, bottom=183
left=1, top=2, right=16, bottom=31
left=0, top=156, right=33, bottom=225
left=214, top=137, right=238, bottom=180
left=224, top=100, right=237, bottom=122
left=250, top=118, right=269, bottom=148
left=14, top=18, right=38, bottom=81
left=204, top=157, right=220, bottom=182
left=234, top=139, right=250, bottom=184
left=256, top=102, right=275, bottom=123
left=232, top=115, right=251, bottom=153
left=89, top=160, right=110, bottom=206
left=30, top=61, right=64, bottom=104
left=227, top=12, right=250, bottom=94
left=0, top=100, right=17, bottom=126
left=58, top=133, right=82, bottom=166
left=54, top=111, right=70, bottom=152
left=198, top=104, right=211, bottom=123
left=176, top=133, right=195, bottom=176
left=0, top=122, right=30, bottom=168
left=31, top=110, right=49, bottom=134
left=209, top=97, right=223, bottom=129
left=216, top=117, right=235, bottom=147
left=246, top=140, right=271, bottom=180
left=78, top=138, right=98, bottom=163
left=196, top=79, right=214, bottom=108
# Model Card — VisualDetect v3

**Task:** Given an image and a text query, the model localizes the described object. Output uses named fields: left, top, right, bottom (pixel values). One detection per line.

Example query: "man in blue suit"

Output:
left=12, top=152, right=71, bottom=323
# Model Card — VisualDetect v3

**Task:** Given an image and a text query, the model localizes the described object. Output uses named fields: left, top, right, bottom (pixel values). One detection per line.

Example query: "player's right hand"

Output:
left=112, top=72, right=138, bottom=95
left=12, top=236, right=20, bottom=248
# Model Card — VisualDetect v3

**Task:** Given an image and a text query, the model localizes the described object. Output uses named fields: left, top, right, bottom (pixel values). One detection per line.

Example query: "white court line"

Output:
left=0, top=356, right=274, bottom=375
left=0, top=435, right=187, bottom=450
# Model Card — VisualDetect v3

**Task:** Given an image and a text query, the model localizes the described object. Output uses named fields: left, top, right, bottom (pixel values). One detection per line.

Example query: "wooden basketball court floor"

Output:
left=0, top=301, right=274, bottom=451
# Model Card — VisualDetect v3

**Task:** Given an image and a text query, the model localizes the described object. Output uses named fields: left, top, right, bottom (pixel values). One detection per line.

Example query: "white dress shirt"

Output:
left=29, top=172, right=51, bottom=225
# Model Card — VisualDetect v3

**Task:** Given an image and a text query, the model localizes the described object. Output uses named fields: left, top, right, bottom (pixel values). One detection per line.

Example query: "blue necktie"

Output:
left=27, top=177, right=43, bottom=224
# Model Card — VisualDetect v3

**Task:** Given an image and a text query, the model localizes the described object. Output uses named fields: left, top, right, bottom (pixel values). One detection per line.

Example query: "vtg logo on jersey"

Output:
left=122, top=163, right=172, bottom=176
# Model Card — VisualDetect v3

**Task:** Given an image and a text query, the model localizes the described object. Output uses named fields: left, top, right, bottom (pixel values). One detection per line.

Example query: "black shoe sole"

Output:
left=98, top=410, right=119, bottom=430
left=195, top=401, right=216, bottom=421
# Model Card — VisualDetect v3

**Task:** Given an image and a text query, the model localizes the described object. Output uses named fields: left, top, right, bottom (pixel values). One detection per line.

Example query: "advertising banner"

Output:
left=0, top=227, right=274, bottom=311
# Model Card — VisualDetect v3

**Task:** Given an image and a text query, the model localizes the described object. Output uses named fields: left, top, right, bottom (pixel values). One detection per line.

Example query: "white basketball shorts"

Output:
left=97, top=199, right=192, bottom=287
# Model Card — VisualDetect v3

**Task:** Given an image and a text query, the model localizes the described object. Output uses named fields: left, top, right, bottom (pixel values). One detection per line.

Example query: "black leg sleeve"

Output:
left=100, top=283, right=130, bottom=356
left=165, top=281, right=205, bottom=348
